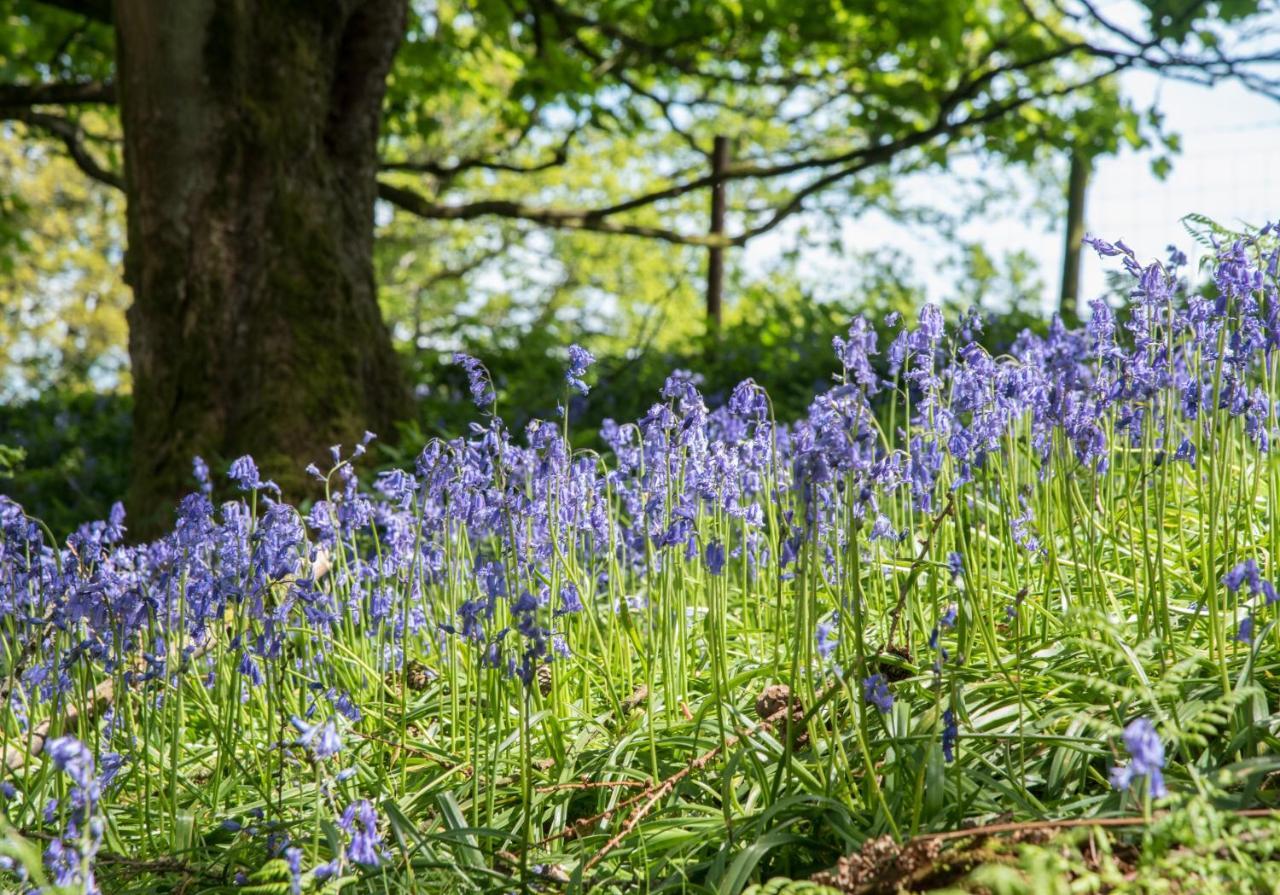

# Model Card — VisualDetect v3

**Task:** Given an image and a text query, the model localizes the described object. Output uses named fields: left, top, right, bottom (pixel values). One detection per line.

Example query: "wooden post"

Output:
left=706, top=135, right=730, bottom=333
left=1060, top=148, right=1091, bottom=324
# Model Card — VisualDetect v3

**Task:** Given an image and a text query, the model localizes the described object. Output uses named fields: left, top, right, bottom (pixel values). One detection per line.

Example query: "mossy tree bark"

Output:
left=114, top=0, right=409, bottom=536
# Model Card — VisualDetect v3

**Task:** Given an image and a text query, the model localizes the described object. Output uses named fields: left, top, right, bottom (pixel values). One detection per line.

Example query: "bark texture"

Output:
left=114, top=0, right=409, bottom=535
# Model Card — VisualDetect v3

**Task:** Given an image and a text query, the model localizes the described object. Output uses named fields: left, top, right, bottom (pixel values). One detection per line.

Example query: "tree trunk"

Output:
left=114, top=0, right=409, bottom=536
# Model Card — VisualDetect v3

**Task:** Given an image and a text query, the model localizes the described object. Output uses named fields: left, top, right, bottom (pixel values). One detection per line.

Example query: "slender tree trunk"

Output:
left=1059, top=148, right=1091, bottom=325
left=114, top=0, right=409, bottom=535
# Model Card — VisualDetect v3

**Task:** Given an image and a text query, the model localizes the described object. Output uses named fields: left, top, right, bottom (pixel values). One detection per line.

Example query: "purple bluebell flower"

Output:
left=557, top=582, right=583, bottom=615
left=1084, top=235, right=1127, bottom=257
left=1173, top=438, right=1196, bottom=466
left=942, top=708, right=958, bottom=762
left=192, top=456, right=213, bottom=494
left=339, top=799, right=386, bottom=866
left=1224, top=559, right=1261, bottom=593
left=453, top=353, right=495, bottom=407
left=862, top=674, right=893, bottom=713
left=565, top=344, right=595, bottom=395
left=47, top=736, right=95, bottom=791
left=1237, top=615, right=1255, bottom=644
left=228, top=455, right=262, bottom=491
left=705, top=540, right=726, bottom=576
left=285, top=846, right=303, bottom=895
left=1110, top=718, right=1167, bottom=798
left=928, top=604, right=957, bottom=651
left=833, top=316, right=881, bottom=394
left=44, top=736, right=103, bottom=894
left=816, top=618, right=838, bottom=661
left=292, top=717, right=342, bottom=760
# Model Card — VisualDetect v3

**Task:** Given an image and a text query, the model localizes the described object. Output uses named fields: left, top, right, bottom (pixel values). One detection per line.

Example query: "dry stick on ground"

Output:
left=536, top=780, right=649, bottom=793
left=883, top=492, right=957, bottom=653
left=577, top=680, right=842, bottom=874
left=913, top=807, right=1280, bottom=844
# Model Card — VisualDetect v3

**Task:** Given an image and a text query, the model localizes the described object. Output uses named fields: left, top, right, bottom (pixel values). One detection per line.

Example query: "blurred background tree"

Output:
left=1, top=0, right=1277, bottom=535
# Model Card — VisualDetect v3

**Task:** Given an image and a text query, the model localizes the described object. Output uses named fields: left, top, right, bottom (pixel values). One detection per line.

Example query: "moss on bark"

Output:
left=115, top=0, right=409, bottom=537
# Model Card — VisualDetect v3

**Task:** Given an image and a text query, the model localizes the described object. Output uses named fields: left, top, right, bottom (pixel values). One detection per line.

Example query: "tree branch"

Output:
left=4, top=109, right=124, bottom=191
left=0, top=80, right=116, bottom=108
left=380, top=132, right=572, bottom=178
left=376, top=181, right=724, bottom=247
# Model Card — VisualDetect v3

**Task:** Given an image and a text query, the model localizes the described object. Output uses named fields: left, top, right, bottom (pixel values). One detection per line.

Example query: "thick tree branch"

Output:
left=376, top=181, right=724, bottom=247
left=380, top=131, right=572, bottom=178
left=31, top=0, right=112, bottom=24
left=0, top=80, right=116, bottom=108
left=4, top=109, right=124, bottom=190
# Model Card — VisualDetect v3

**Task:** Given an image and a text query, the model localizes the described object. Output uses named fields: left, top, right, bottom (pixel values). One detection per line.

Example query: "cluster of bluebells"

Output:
left=1223, top=558, right=1279, bottom=644
left=42, top=736, right=111, bottom=894
left=0, top=226, right=1277, bottom=876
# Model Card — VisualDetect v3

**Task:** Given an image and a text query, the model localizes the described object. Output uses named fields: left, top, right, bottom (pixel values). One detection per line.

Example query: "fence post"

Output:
left=1060, top=147, right=1091, bottom=324
left=706, top=135, right=730, bottom=334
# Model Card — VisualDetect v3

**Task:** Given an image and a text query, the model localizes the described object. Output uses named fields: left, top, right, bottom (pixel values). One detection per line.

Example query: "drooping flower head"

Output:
left=942, top=708, right=958, bottom=762
left=816, top=618, right=838, bottom=662
left=453, top=353, right=496, bottom=408
left=339, top=799, right=386, bottom=866
left=565, top=344, right=596, bottom=395
left=862, top=674, right=893, bottom=713
left=1110, top=717, right=1167, bottom=798
left=228, top=455, right=262, bottom=491
left=291, top=716, right=343, bottom=761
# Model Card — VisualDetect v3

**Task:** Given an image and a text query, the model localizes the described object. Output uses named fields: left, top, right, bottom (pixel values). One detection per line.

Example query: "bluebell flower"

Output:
left=292, top=717, right=342, bottom=760
left=557, top=582, right=583, bottom=615
left=728, top=379, right=768, bottom=419
left=339, top=799, right=386, bottom=866
left=833, top=317, right=881, bottom=394
left=192, top=456, right=213, bottom=494
left=453, top=353, right=495, bottom=407
left=1110, top=718, right=1167, bottom=798
left=565, top=344, right=596, bottom=395
left=1173, top=438, right=1197, bottom=466
left=44, top=736, right=103, bottom=894
left=928, top=604, right=957, bottom=651
left=816, top=618, right=838, bottom=661
left=1237, top=615, right=1255, bottom=644
left=1223, top=559, right=1277, bottom=605
left=862, top=674, right=893, bottom=713
left=47, top=736, right=95, bottom=791
left=705, top=540, right=726, bottom=576
left=228, top=455, right=261, bottom=491
left=285, top=846, right=303, bottom=895
left=942, top=708, right=958, bottom=762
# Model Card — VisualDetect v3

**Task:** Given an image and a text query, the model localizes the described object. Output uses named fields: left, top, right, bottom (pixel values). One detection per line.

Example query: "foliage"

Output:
left=0, top=129, right=128, bottom=399
left=397, top=251, right=1049, bottom=458
left=2, top=227, right=1280, bottom=894
left=7, top=0, right=1277, bottom=390
left=0, top=389, right=130, bottom=538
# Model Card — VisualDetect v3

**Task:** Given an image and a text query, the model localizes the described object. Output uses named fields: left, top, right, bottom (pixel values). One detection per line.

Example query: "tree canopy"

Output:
left=6, top=1, right=1277, bottom=249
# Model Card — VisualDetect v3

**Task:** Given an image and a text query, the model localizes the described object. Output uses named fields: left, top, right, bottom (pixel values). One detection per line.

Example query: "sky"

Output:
left=742, top=66, right=1280, bottom=316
